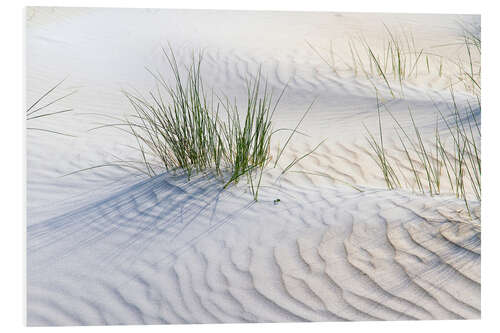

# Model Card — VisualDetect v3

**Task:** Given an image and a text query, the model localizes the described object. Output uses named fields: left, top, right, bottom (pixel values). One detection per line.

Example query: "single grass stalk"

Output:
left=366, top=45, right=395, bottom=98
left=273, top=99, right=316, bottom=168
left=281, top=139, right=327, bottom=175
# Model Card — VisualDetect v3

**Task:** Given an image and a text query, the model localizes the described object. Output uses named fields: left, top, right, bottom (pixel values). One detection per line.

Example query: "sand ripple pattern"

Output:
left=27, top=174, right=480, bottom=325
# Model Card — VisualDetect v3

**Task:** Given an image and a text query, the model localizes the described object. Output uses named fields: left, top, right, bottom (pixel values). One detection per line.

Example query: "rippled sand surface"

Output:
left=26, top=7, right=480, bottom=325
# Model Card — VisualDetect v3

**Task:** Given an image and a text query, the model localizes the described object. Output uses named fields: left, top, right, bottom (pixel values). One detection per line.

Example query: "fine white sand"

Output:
left=26, top=7, right=480, bottom=325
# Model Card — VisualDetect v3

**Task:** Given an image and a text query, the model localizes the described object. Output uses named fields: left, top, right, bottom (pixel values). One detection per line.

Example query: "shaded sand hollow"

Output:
left=26, top=8, right=480, bottom=325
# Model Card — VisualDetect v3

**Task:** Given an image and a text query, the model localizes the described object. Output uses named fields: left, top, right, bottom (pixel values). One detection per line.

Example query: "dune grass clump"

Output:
left=121, top=47, right=311, bottom=200
left=308, top=28, right=432, bottom=98
left=365, top=30, right=480, bottom=215
left=366, top=91, right=480, bottom=214
left=216, top=75, right=279, bottom=191
left=309, top=25, right=481, bottom=99
left=124, top=51, right=224, bottom=179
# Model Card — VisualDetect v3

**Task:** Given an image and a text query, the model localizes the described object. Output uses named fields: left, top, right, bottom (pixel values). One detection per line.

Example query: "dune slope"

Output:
left=28, top=174, right=480, bottom=325
left=26, top=8, right=481, bottom=325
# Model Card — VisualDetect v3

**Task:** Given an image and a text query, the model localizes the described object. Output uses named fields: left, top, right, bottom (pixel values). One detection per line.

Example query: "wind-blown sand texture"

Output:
left=26, top=7, right=480, bottom=325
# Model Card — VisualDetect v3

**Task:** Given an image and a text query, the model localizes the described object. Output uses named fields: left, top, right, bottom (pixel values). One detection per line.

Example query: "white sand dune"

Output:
left=27, top=174, right=480, bottom=324
left=26, top=7, right=480, bottom=325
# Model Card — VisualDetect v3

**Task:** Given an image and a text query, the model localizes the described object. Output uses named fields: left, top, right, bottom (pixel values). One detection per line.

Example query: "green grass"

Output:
left=459, top=30, right=481, bottom=95
left=112, top=47, right=320, bottom=201
left=365, top=90, right=480, bottom=215
left=308, top=26, right=481, bottom=99
left=362, top=29, right=480, bottom=216
left=26, top=78, right=76, bottom=136
left=358, top=28, right=437, bottom=98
